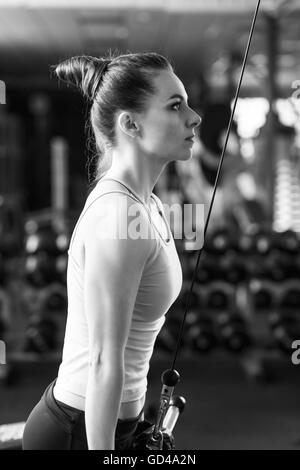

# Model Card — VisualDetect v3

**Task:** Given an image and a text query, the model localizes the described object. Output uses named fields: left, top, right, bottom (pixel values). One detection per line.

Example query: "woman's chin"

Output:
left=177, top=149, right=193, bottom=161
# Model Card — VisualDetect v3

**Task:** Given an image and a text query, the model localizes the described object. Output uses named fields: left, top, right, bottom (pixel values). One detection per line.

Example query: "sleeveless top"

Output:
left=54, top=177, right=183, bottom=409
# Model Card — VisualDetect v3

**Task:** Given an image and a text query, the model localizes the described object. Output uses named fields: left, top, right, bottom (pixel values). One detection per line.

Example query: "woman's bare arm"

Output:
left=83, top=194, right=152, bottom=449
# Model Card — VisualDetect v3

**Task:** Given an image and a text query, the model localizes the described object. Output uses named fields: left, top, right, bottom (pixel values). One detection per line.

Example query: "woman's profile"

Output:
left=22, top=51, right=201, bottom=450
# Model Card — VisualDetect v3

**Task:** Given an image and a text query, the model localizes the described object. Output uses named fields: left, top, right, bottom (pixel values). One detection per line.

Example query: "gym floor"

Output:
left=1, top=351, right=300, bottom=450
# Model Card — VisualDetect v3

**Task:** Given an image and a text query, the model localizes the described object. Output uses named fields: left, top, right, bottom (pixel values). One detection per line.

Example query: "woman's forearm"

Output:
left=85, top=361, right=124, bottom=450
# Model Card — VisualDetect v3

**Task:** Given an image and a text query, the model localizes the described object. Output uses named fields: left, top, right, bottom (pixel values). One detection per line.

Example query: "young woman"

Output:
left=22, top=52, right=201, bottom=450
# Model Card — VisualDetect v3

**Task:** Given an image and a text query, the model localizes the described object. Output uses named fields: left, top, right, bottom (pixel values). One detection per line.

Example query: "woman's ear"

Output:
left=117, top=111, right=140, bottom=138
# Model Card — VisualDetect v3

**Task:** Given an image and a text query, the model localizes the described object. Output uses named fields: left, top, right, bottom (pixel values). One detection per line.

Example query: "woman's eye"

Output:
left=171, top=102, right=181, bottom=111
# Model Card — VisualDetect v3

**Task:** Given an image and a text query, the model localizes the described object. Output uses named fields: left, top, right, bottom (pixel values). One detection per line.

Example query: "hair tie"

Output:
left=92, top=59, right=111, bottom=101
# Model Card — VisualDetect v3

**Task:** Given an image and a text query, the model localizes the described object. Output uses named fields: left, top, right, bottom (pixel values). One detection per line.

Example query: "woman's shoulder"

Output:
left=82, top=185, right=153, bottom=242
left=85, top=180, right=143, bottom=211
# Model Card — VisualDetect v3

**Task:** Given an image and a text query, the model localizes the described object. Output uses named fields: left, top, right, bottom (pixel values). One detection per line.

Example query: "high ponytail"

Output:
left=53, top=55, right=111, bottom=101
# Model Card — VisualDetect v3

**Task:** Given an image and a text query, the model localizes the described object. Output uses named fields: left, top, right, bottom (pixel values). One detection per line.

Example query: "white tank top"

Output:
left=54, top=178, right=183, bottom=410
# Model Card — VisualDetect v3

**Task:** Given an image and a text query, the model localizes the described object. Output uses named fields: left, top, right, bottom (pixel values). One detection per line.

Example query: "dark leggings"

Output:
left=22, top=381, right=144, bottom=450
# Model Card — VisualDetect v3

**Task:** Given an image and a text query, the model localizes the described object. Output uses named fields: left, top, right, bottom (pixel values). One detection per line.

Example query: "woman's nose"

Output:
left=187, top=109, right=201, bottom=129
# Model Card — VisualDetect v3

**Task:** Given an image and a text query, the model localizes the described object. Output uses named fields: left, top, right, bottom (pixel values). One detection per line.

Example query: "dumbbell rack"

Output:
left=0, top=209, right=79, bottom=384
left=156, top=226, right=300, bottom=382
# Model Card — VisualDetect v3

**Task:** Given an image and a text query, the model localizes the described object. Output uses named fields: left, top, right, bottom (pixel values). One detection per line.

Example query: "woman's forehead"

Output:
left=152, top=70, right=188, bottom=102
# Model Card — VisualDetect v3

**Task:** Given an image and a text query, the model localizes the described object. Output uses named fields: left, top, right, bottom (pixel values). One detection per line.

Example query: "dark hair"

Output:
left=52, top=51, right=173, bottom=189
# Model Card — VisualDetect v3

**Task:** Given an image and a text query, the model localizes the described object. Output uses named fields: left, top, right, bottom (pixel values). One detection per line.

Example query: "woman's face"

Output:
left=137, top=69, right=201, bottom=161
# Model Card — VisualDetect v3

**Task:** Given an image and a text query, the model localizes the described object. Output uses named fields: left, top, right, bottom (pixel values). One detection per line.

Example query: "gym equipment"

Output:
left=269, top=311, right=300, bottom=354
left=251, top=227, right=277, bottom=256
left=236, top=232, right=255, bottom=255
left=220, top=252, right=248, bottom=284
left=250, top=279, right=300, bottom=312
left=249, top=279, right=275, bottom=311
left=195, top=253, right=223, bottom=284
left=0, top=422, right=25, bottom=450
left=277, top=229, right=300, bottom=255
left=217, top=312, right=252, bottom=353
left=246, top=253, right=269, bottom=280
left=279, top=281, right=300, bottom=310
left=24, top=315, right=58, bottom=354
left=55, top=254, right=68, bottom=284
left=185, top=312, right=217, bottom=353
left=264, top=251, right=288, bottom=282
left=204, top=281, right=235, bottom=311
left=131, top=395, right=185, bottom=450
left=131, top=369, right=183, bottom=450
left=43, top=283, right=67, bottom=312
left=132, top=395, right=185, bottom=450
left=25, top=227, right=69, bottom=257
left=205, top=226, right=236, bottom=256
left=24, top=253, right=56, bottom=288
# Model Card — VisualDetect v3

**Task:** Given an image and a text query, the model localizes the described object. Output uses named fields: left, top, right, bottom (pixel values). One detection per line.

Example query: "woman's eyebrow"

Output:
left=167, top=93, right=188, bottom=102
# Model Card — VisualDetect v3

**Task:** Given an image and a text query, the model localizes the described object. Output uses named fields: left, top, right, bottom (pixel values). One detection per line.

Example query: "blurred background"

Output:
left=0, top=0, right=300, bottom=450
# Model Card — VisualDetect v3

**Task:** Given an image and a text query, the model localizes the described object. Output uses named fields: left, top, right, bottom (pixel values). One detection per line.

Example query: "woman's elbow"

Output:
left=88, top=348, right=124, bottom=374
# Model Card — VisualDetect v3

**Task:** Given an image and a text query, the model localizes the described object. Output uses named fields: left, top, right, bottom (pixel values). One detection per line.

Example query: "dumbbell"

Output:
left=277, top=229, right=300, bottom=255
left=24, top=252, right=57, bottom=288
left=236, top=232, right=255, bottom=256
left=25, top=225, right=69, bottom=256
left=220, top=253, right=248, bottom=284
left=268, top=311, right=300, bottom=354
left=263, top=230, right=299, bottom=281
left=195, top=253, right=223, bottom=284
left=25, top=227, right=57, bottom=256
left=205, top=283, right=234, bottom=311
left=24, top=315, right=57, bottom=354
left=185, top=312, right=217, bottom=353
left=55, top=232, right=69, bottom=254
left=249, top=279, right=275, bottom=311
left=55, top=254, right=68, bottom=285
left=205, top=226, right=236, bottom=256
left=42, top=284, right=67, bottom=312
left=251, top=227, right=275, bottom=256
left=217, top=312, right=252, bottom=353
left=280, top=282, right=300, bottom=310
left=181, top=250, right=217, bottom=284
left=246, top=254, right=269, bottom=280
left=264, top=251, right=288, bottom=282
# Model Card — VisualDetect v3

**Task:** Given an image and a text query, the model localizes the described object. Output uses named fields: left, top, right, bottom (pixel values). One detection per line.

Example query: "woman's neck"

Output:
left=104, top=148, right=167, bottom=206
